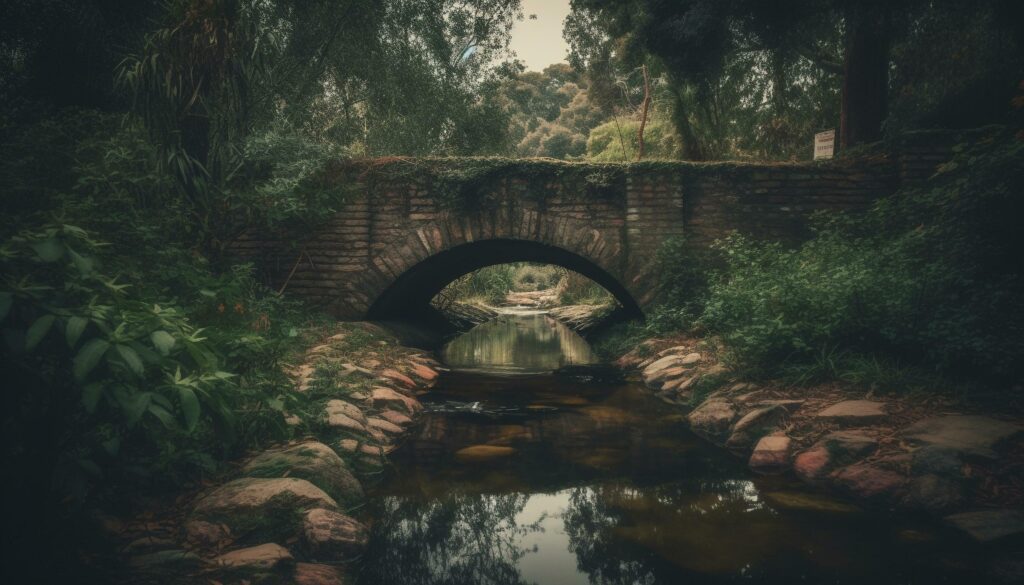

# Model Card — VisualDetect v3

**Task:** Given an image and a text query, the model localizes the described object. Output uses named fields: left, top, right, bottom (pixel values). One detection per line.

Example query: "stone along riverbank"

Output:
left=113, top=322, right=442, bottom=585
left=618, top=336, right=1024, bottom=578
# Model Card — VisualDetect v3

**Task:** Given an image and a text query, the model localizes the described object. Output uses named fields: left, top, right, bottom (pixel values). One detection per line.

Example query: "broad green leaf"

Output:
left=69, top=249, right=95, bottom=276
left=125, top=393, right=151, bottom=427
left=82, top=383, right=104, bottom=413
left=147, top=403, right=177, bottom=429
left=73, top=338, right=110, bottom=381
left=266, top=397, right=284, bottom=411
left=25, top=314, right=56, bottom=351
left=0, top=292, right=11, bottom=321
left=115, top=344, right=145, bottom=377
left=66, top=316, right=88, bottom=348
left=151, top=330, right=176, bottom=356
left=178, top=386, right=201, bottom=432
left=31, top=237, right=64, bottom=262
left=199, top=289, right=217, bottom=298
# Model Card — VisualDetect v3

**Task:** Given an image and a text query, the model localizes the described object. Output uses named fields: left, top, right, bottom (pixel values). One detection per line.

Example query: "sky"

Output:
left=508, top=0, right=572, bottom=71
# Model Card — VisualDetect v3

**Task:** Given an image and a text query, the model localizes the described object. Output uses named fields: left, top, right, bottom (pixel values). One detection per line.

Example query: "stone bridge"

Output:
left=234, top=137, right=954, bottom=322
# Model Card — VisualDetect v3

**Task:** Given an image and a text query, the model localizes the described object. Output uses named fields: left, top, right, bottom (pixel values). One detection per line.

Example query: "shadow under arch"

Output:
left=367, top=239, right=643, bottom=323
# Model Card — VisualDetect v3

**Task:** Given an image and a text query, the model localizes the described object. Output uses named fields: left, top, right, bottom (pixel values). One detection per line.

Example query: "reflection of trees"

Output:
left=361, top=492, right=541, bottom=585
left=442, top=314, right=596, bottom=371
left=562, top=485, right=658, bottom=585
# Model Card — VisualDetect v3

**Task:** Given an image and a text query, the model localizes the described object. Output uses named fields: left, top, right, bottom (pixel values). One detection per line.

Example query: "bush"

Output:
left=699, top=128, right=1024, bottom=386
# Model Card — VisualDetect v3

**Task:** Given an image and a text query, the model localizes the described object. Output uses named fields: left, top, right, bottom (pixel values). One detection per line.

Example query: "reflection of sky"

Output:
left=515, top=492, right=589, bottom=585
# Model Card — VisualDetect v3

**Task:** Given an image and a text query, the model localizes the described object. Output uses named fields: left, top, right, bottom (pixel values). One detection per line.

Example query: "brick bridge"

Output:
left=234, top=137, right=953, bottom=322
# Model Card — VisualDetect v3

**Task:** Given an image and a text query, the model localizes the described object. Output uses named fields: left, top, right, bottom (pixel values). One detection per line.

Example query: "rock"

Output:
left=455, top=445, right=517, bottom=463
left=944, top=509, right=1024, bottom=543
left=367, top=416, right=404, bottom=435
left=831, top=462, right=906, bottom=502
left=129, top=549, right=204, bottom=571
left=902, top=415, right=1024, bottom=459
left=757, top=399, right=805, bottom=412
left=816, top=400, right=887, bottom=424
left=242, top=441, right=364, bottom=506
left=793, top=446, right=832, bottom=483
left=822, top=430, right=879, bottom=462
left=371, top=386, right=421, bottom=415
left=763, top=491, right=860, bottom=514
left=911, top=445, right=964, bottom=477
left=380, top=369, right=416, bottom=389
left=656, top=345, right=690, bottom=358
left=645, top=365, right=691, bottom=389
left=903, top=474, right=964, bottom=512
left=295, top=562, right=347, bottom=585
left=748, top=435, right=792, bottom=474
left=185, top=520, right=232, bottom=550
left=725, top=405, right=787, bottom=452
left=687, top=399, right=737, bottom=442
left=409, top=363, right=438, bottom=382
left=215, top=543, right=294, bottom=570
left=379, top=410, right=413, bottom=427
left=302, top=508, right=368, bottom=557
left=192, top=478, right=337, bottom=540
left=324, top=400, right=367, bottom=433
left=664, top=375, right=697, bottom=394
left=642, top=355, right=689, bottom=379
left=679, top=352, right=702, bottom=365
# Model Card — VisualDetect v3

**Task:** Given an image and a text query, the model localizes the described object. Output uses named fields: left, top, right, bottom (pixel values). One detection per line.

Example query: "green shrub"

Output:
left=700, top=129, right=1024, bottom=387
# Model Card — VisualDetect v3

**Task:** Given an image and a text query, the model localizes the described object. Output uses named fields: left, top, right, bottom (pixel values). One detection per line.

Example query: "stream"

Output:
left=356, top=312, right=983, bottom=584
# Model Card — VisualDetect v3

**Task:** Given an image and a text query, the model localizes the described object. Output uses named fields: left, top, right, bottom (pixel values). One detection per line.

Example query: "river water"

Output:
left=356, top=313, right=983, bottom=584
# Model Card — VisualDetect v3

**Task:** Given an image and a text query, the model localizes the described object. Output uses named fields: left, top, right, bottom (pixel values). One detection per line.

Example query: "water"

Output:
left=357, top=314, right=984, bottom=584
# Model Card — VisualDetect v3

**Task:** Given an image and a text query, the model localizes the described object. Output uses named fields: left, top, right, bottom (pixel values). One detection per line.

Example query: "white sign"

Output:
left=814, top=129, right=835, bottom=160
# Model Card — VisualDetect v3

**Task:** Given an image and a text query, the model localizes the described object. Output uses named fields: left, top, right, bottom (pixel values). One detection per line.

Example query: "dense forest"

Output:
left=1, top=1, right=1023, bottom=583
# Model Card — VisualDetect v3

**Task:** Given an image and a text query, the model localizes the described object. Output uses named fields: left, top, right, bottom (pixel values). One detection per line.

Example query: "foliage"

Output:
left=699, top=128, right=1024, bottom=386
left=587, top=116, right=681, bottom=161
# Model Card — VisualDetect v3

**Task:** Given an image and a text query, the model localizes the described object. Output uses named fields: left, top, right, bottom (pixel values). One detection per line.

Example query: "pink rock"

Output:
left=410, top=363, right=438, bottom=382
left=793, top=446, right=832, bottom=483
left=295, top=563, right=346, bottom=585
left=380, top=410, right=413, bottom=427
left=371, top=386, right=421, bottom=414
left=367, top=417, right=404, bottom=435
left=380, top=369, right=417, bottom=389
left=831, top=463, right=907, bottom=501
left=816, top=400, right=887, bottom=424
left=748, top=435, right=792, bottom=474
left=302, top=508, right=368, bottom=557
left=215, top=543, right=293, bottom=570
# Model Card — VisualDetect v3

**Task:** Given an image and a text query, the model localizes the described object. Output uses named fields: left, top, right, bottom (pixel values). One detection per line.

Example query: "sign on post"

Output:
left=814, top=129, right=835, bottom=160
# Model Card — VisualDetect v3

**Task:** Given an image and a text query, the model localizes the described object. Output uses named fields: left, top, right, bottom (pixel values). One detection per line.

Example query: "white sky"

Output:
left=508, top=0, right=572, bottom=71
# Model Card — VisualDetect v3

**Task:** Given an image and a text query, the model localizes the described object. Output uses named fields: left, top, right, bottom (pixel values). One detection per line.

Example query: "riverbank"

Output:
left=106, top=322, right=442, bottom=585
left=612, top=335, right=1024, bottom=573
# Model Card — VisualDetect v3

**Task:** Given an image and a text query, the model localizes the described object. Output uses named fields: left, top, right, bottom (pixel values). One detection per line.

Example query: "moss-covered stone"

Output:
left=191, top=478, right=337, bottom=543
left=242, top=441, right=364, bottom=508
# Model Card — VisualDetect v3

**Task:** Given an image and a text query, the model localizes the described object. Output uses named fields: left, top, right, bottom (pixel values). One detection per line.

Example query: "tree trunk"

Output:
left=672, top=88, right=706, bottom=161
left=637, top=64, right=651, bottom=160
left=840, top=8, right=892, bottom=149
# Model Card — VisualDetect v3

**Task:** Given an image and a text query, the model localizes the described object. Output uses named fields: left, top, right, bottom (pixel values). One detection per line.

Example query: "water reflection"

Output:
left=441, top=312, right=597, bottom=373
left=358, top=321, right=982, bottom=585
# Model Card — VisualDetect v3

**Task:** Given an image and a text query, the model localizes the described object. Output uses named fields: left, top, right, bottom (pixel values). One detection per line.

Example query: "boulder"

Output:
left=911, top=445, right=964, bottom=477
left=902, top=415, right=1023, bottom=459
left=748, top=435, right=792, bottom=474
left=793, top=446, right=832, bottom=483
left=295, top=563, right=347, bottom=585
left=215, top=543, right=294, bottom=571
left=380, top=369, right=416, bottom=390
left=409, top=363, right=439, bottom=382
left=371, top=386, right=421, bottom=415
left=816, top=400, right=887, bottom=424
left=192, top=478, right=337, bottom=540
left=903, top=474, right=964, bottom=512
left=821, top=430, right=879, bottom=462
left=184, top=520, right=232, bottom=550
left=944, top=509, right=1024, bottom=543
left=725, top=405, right=787, bottom=452
left=324, top=400, right=368, bottom=433
left=367, top=416, right=404, bottom=435
left=831, top=462, right=906, bottom=502
left=302, top=508, right=369, bottom=557
left=687, top=399, right=737, bottom=442
left=242, top=441, right=364, bottom=506
left=379, top=410, right=413, bottom=427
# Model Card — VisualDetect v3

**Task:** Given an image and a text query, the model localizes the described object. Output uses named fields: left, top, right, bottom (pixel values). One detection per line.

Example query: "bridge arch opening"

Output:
left=366, top=239, right=643, bottom=324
